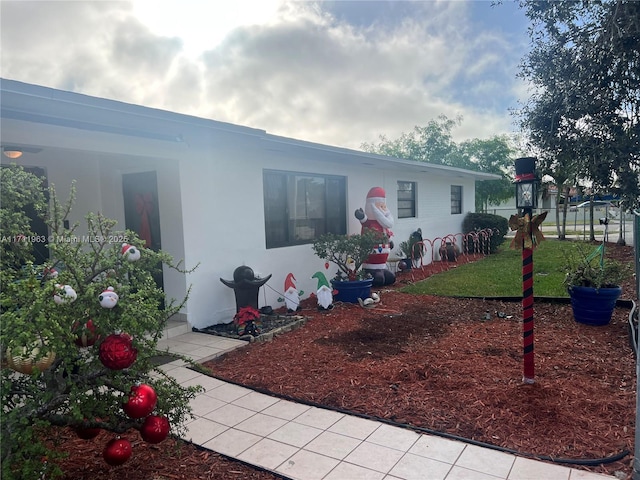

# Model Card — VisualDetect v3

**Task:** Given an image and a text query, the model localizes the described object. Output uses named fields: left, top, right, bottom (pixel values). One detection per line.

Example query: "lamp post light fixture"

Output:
left=515, top=157, right=538, bottom=210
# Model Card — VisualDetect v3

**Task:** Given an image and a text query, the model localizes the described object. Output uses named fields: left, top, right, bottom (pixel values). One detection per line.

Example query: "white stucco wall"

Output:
left=176, top=137, right=478, bottom=328
left=1, top=79, right=492, bottom=330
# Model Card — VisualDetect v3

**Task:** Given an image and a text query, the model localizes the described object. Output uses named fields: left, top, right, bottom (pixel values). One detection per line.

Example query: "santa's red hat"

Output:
left=366, top=187, right=386, bottom=201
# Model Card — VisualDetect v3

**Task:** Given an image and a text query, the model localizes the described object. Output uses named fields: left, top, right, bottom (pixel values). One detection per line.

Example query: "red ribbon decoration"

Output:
left=135, top=193, right=153, bottom=248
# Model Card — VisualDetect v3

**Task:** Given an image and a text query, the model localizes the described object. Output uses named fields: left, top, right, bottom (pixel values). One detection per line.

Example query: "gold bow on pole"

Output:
left=509, top=211, right=548, bottom=250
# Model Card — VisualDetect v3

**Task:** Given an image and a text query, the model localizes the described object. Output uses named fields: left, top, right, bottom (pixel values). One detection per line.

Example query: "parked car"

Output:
left=569, top=201, right=618, bottom=218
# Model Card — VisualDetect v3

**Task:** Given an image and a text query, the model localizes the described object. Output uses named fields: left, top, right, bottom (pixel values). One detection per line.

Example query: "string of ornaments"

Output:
left=8, top=243, right=171, bottom=466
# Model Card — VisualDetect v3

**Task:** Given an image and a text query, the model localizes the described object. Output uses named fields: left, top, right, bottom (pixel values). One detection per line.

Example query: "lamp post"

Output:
left=515, top=157, right=538, bottom=384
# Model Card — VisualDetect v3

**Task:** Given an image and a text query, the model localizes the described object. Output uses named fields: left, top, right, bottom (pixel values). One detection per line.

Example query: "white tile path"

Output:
left=156, top=327, right=617, bottom=480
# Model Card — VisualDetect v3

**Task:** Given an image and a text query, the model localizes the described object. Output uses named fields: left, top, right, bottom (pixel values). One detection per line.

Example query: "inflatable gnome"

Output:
left=354, top=187, right=396, bottom=286
left=311, top=271, right=334, bottom=311
left=283, top=273, right=301, bottom=313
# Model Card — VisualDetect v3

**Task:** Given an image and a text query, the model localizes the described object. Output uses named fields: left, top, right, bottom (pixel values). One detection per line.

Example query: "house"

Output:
left=0, top=78, right=499, bottom=329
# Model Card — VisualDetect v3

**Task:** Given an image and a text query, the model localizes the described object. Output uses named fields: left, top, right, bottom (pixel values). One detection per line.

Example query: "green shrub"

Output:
left=1, top=166, right=200, bottom=479
left=462, top=213, right=508, bottom=253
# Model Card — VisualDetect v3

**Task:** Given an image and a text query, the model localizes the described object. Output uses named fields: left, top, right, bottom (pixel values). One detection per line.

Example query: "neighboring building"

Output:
left=0, top=79, right=498, bottom=328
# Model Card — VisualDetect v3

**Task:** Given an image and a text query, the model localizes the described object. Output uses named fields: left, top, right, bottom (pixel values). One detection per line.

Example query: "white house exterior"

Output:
left=1, top=79, right=498, bottom=329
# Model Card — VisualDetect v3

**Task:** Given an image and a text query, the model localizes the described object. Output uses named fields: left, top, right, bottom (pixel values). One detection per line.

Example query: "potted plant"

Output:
left=312, top=230, right=378, bottom=303
left=563, top=243, right=630, bottom=326
left=396, top=229, right=424, bottom=270
left=396, top=241, right=413, bottom=270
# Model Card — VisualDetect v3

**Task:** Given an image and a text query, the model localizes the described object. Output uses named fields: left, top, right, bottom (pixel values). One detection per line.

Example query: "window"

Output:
left=397, top=181, right=416, bottom=218
left=451, top=185, right=462, bottom=214
left=264, top=170, right=346, bottom=248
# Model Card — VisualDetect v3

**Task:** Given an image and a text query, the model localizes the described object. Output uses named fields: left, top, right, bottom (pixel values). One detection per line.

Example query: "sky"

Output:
left=0, top=0, right=532, bottom=150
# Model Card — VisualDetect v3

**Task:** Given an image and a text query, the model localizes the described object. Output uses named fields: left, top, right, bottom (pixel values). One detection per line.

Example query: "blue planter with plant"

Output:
left=568, top=285, right=622, bottom=326
left=312, top=231, right=379, bottom=304
left=330, top=278, right=373, bottom=304
left=564, top=243, right=629, bottom=326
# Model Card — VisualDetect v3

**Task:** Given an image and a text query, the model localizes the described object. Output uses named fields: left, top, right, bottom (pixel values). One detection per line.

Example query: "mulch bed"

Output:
left=42, top=243, right=638, bottom=479
left=50, top=428, right=283, bottom=479
left=201, top=244, right=637, bottom=478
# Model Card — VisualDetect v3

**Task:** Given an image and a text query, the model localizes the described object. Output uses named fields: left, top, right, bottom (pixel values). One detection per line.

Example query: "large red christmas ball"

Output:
left=140, top=415, right=170, bottom=444
left=98, top=333, right=137, bottom=370
left=73, top=319, right=99, bottom=347
left=122, top=383, right=157, bottom=419
left=103, top=437, right=132, bottom=466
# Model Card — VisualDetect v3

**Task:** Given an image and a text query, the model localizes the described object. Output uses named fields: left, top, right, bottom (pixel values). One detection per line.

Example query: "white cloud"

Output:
left=0, top=0, right=530, bottom=150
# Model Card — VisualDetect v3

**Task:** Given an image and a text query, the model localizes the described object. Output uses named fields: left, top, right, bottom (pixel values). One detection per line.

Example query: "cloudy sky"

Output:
left=0, top=0, right=531, bottom=150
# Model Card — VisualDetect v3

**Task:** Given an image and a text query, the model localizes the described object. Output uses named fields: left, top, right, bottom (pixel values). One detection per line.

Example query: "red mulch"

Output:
left=202, top=244, right=637, bottom=478
left=46, top=243, right=638, bottom=479
left=49, top=428, right=281, bottom=479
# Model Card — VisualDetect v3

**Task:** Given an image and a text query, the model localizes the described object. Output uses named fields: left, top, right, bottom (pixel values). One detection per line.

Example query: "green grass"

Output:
left=401, top=240, right=587, bottom=297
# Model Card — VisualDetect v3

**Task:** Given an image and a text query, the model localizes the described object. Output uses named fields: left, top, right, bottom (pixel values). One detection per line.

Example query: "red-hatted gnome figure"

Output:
left=355, top=187, right=396, bottom=286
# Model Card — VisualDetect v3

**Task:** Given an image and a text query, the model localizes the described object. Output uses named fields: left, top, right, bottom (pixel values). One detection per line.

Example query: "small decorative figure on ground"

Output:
left=311, top=271, right=334, bottom=311
left=282, top=273, right=302, bottom=313
left=355, top=187, right=396, bottom=286
left=220, top=266, right=272, bottom=313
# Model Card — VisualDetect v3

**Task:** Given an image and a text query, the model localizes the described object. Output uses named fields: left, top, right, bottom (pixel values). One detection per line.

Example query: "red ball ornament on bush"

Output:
left=73, top=319, right=99, bottom=347
left=140, top=415, right=170, bottom=444
left=122, top=383, right=157, bottom=419
left=103, top=437, right=132, bottom=466
left=98, top=333, right=137, bottom=370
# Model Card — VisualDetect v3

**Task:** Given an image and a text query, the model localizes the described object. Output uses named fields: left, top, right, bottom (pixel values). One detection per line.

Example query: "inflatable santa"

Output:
left=354, top=187, right=396, bottom=286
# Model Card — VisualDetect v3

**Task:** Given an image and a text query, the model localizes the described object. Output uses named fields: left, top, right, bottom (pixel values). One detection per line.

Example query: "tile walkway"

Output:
left=156, top=328, right=617, bottom=480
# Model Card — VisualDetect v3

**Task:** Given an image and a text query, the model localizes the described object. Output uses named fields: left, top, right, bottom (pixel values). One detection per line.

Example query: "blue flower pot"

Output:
left=568, top=285, right=622, bottom=326
left=331, top=278, right=373, bottom=304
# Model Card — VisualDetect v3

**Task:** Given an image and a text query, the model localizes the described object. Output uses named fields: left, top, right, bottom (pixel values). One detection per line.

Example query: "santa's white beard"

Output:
left=366, top=201, right=394, bottom=229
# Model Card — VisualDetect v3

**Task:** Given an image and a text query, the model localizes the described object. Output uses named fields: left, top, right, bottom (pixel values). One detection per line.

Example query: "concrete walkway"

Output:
left=156, top=323, right=618, bottom=480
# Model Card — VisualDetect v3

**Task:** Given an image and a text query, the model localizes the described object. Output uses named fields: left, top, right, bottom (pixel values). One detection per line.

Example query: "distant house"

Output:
left=0, top=79, right=499, bottom=328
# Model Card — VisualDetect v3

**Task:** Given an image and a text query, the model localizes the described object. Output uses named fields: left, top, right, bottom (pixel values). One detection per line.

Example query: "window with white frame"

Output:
left=397, top=181, right=416, bottom=218
left=263, top=170, right=347, bottom=248
left=451, top=185, right=462, bottom=214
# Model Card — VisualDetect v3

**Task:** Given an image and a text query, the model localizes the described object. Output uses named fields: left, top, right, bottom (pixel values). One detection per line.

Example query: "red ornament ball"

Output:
left=98, top=333, right=137, bottom=370
left=140, top=415, right=170, bottom=444
left=122, top=383, right=157, bottom=419
left=73, top=319, right=99, bottom=347
left=103, top=437, right=132, bottom=466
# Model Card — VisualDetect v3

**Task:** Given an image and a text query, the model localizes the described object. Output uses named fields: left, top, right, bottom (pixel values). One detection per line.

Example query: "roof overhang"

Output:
left=0, top=78, right=500, bottom=181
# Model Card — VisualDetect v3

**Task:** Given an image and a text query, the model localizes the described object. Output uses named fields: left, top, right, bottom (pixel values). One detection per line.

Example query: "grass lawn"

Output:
left=401, top=239, right=591, bottom=297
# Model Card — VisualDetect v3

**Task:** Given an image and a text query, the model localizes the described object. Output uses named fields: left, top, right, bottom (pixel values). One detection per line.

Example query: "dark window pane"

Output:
left=264, top=170, right=346, bottom=248
left=451, top=185, right=462, bottom=215
left=397, top=181, right=416, bottom=218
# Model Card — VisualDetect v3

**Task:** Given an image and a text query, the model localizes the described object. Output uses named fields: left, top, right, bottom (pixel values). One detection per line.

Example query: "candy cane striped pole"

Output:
left=522, top=242, right=535, bottom=384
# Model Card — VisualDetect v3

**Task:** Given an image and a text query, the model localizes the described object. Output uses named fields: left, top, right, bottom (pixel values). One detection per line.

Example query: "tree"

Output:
left=458, top=136, right=515, bottom=212
left=518, top=0, right=640, bottom=211
left=1, top=165, right=199, bottom=479
left=362, top=116, right=517, bottom=212
left=0, top=165, right=47, bottom=268
left=361, top=115, right=462, bottom=165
